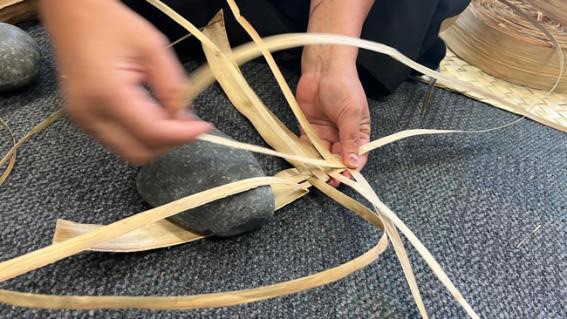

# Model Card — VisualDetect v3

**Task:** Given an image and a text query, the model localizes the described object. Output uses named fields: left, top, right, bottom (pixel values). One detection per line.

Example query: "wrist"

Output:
left=302, top=0, right=373, bottom=77
left=301, top=45, right=358, bottom=77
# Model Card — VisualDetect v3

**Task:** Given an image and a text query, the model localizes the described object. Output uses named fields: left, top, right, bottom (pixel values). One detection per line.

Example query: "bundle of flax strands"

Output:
left=0, top=0, right=562, bottom=318
left=0, top=0, right=38, bottom=23
left=531, top=0, right=567, bottom=27
left=442, top=0, right=567, bottom=92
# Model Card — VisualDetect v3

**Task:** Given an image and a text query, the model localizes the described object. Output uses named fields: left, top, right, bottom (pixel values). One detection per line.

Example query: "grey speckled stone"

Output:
left=0, top=23, right=40, bottom=92
left=137, top=129, right=275, bottom=237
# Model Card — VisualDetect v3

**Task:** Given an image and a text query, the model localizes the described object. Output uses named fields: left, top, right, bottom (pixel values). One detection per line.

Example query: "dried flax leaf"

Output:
left=53, top=168, right=311, bottom=252
left=186, top=33, right=530, bottom=118
left=198, top=133, right=341, bottom=169
left=153, top=2, right=468, bottom=317
left=349, top=171, right=478, bottom=319
left=201, top=12, right=321, bottom=165
left=0, top=108, right=64, bottom=185
left=52, top=219, right=204, bottom=253
left=0, top=234, right=388, bottom=310
left=0, top=177, right=302, bottom=282
left=0, top=117, right=16, bottom=186
left=225, top=0, right=337, bottom=163
left=200, top=13, right=332, bottom=185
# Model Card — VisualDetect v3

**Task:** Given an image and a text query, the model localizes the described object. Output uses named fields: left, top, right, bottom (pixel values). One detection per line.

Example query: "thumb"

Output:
left=336, top=106, right=362, bottom=169
left=143, top=37, right=188, bottom=116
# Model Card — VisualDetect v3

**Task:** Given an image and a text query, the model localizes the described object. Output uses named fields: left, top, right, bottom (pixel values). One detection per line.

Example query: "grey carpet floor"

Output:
left=1, top=25, right=566, bottom=319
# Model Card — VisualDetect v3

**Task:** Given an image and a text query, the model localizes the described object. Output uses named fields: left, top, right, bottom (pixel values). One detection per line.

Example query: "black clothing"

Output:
left=124, top=0, right=469, bottom=97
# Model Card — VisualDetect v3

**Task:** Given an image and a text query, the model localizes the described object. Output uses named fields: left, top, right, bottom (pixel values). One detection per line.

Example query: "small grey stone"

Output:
left=0, top=23, right=40, bottom=92
left=137, top=129, right=275, bottom=237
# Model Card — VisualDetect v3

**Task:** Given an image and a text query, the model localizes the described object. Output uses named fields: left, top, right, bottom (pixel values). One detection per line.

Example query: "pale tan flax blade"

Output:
left=198, top=133, right=342, bottom=169
left=359, top=129, right=460, bottom=155
left=0, top=109, right=64, bottom=168
left=200, top=13, right=329, bottom=178
left=381, top=218, right=428, bottom=319
left=201, top=13, right=301, bottom=156
left=308, top=177, right=384, bottom=231
left=310, top=175, right=428, bottom=319
left=5, top=166, right=388, bottom=310
left=225, top=0, right=337, bottom=163
left=344, top=172, right=428, bottom=319
left=52, top=219, right=204, bottom=253
left=186, top=33, right=532, bottom=120
left=0, top=0, right=38, bottom=24
left=0, top=232, right=388, bottom=310
left=52, top=169, right=311, bottom=252
left=0, top=177, right=301, bottom=282
left=0, top=117, right=16, bottom=186
left=271, top=168, right=311, bottom=210
left=343, top=171, right=479, bottom=319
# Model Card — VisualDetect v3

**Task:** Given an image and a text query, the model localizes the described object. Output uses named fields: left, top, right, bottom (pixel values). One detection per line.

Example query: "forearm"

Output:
left=303, top=0, right=374, bottom=74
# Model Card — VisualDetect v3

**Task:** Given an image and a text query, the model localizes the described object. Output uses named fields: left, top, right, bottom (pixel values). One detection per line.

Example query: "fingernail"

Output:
left=348, top=153, right=359, bottom=168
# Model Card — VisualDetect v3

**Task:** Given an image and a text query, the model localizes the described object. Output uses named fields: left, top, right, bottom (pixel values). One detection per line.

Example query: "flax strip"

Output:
left=198, top=133, right=341, bottom=169
left=0, top=233, right=388, bottom=310
left=201, top=12, right=321, bottom=165
left=225, top=0, right=336, bottom=163
left=531, top=0, right=567, bottom=26
left=0, top=177, right=302, bottom=282
left=151, top=2, right=472, bottom=316
left=0, top=109, right=64, bottom=178
left=53, top=168, right=311, bottom=252
left=0, top=0, right=38, bottom=23
left=0, top=117, right=16, bottom=186
left=199, top=11, right=332, bottom=182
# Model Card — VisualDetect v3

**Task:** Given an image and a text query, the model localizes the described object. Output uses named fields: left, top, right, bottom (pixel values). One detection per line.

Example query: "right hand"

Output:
left=41, top=0, right=212, bottom=165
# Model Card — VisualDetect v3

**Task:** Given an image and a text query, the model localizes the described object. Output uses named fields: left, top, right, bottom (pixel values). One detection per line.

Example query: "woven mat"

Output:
left=436, top=49, right=567, bottom=132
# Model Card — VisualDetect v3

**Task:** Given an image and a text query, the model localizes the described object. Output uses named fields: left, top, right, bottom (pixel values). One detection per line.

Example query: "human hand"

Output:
left=298, top=0, right=373, bottom=186
left=297, top=48, right=370, bottom=187
left=41, top=0, right=212, bottom=164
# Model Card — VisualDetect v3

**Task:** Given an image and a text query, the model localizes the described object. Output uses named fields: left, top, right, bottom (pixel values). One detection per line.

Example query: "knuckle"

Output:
left=136, top=129, right=166, bottom=148
left=126, top=150, right=155, bottom=166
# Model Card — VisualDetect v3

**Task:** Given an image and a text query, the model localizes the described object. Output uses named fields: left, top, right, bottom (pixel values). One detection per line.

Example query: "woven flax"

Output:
left=437, top=50, right=567, bottom=132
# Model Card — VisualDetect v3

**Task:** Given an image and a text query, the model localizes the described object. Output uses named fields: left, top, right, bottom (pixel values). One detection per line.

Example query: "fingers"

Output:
left=91, top=121, right=158, bottom=165
left=299, top=127, right=341, bottom=187
left=357, top=110, right=371, bottom=171
left=141, top=33, right=189, bottom=117
left=336, top=104, right=363, bottom=169
left=69, top=82, right=212, bottom=164
left=108, top=85, right=212, bottom=149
